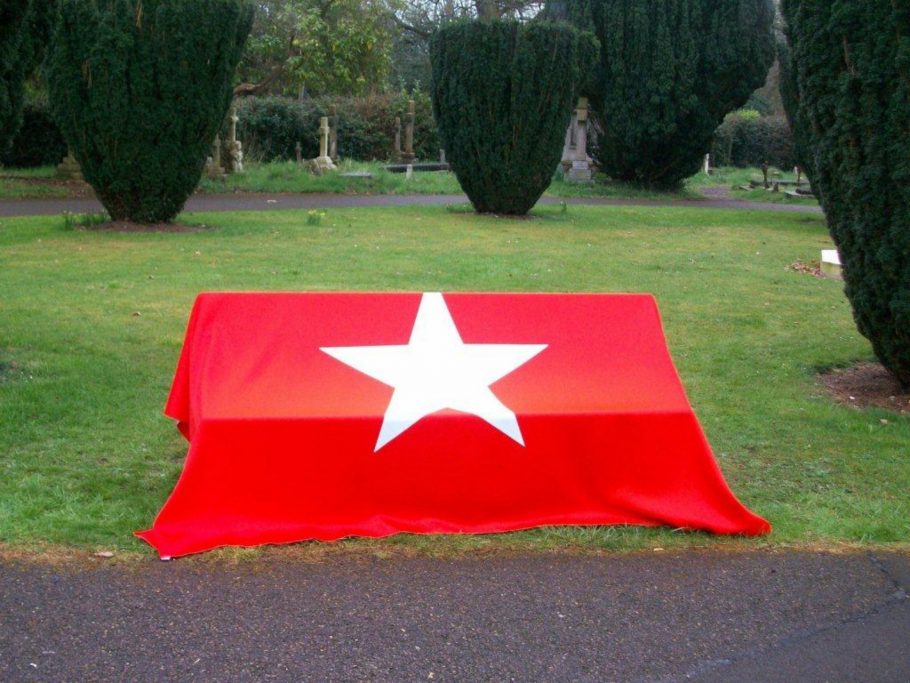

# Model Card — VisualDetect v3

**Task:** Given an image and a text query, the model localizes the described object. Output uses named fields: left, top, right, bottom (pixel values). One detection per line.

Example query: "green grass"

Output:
left=198, top=160, right=700, bottom=200
left=1, top=203, right=906, bottom=557
left=0, top=165, right=69, bottom=199
left=687, top=166, right=820, bottom=206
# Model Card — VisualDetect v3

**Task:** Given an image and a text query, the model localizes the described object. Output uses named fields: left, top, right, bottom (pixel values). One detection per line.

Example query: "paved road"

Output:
left=0, top=192, right=824, bottom=217
left=1, top=550, right=907, bottom=682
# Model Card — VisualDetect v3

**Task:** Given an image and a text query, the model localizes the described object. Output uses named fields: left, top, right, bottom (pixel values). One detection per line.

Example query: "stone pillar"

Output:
left=226, top=107, right=244, bottom=173
left=567, top=97, right=592, bottom=183
left=295, top=141, right=302, bottom=164
left=314, top=116, right=336, bottom=172
left=402, top=99, right=416, bottom=164
left=393, top=116, right=402, bottom=162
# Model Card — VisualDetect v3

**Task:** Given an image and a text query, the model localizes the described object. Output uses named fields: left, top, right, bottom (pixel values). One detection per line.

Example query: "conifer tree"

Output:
left=47, top=0, right=254, bottom=223
left=1, top=0, right=34, bottom=155
left=430, top=19, right=595, bottom=215
left=782, top=1, right=910, bottom=387
left=550, top=0, right=775, bottom=188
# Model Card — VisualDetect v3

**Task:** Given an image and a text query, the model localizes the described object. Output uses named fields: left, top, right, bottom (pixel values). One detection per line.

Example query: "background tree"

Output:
left=237, top=0, right=396, bottom=97
left=0, top=0, right=52, bottom=155
left=430, top=19, right=594, bottom=214
left=47, top=0, right=254, bottom=223
left=781, top=1, right=910, bottom=387
left=550, top=0, right=775, bottom=188
left=389, top=0, right=543, bottom=90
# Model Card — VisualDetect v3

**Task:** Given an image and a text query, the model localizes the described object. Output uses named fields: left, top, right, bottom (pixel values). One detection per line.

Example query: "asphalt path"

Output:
left=0, top=192, right=824, bottom=217
left=1, top=550, right=907, bottom=682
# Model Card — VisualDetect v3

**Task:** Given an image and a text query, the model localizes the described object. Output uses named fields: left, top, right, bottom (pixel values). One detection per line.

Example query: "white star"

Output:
left=321, top=292, right=547, bottom=452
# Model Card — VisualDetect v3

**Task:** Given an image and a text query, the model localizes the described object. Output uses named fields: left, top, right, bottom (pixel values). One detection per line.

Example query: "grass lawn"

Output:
left=0, top=202, right=906, bottom=559
left=4, top=161, right=704, bottom=202
left=0, top=166, right=70, bottom=199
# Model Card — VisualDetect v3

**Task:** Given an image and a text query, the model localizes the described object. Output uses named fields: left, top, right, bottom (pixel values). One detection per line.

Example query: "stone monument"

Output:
left=204, top=134, right=225, bottom=179
left=56, top=149, right=83, bottom=181
left=566, top=97, right=592, bottom=183
left=295, top=141, right=302, bottom=164
left=226, top=107, right=244, bottom=173
left=312, top=116, right=336, bottom=173
left=402, top=99, right=416, bottom=164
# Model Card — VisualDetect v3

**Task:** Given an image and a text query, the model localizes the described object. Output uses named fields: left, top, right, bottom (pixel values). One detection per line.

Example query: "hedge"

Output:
left=228, top=91, right=440, bottom=163
left=711, top=113, right=795, bottom=170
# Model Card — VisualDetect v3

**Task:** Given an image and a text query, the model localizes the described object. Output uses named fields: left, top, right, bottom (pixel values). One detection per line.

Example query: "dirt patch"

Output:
left=820, top=362, right=910, bottom=415
left=85, top=221, right=204, bottom=233
left=789, top=260, right=824, bottom=277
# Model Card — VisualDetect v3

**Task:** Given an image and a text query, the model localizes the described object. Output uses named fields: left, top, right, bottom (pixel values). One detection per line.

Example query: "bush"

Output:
left=0, top=95, right=67, bottom=168
left=782, top=1, right=910, bottom=387
left=47, top=0, right=254, bottom=223
left=553, top=0, right=776, bottom=189
left=430, top=19, right=595, bottom=215
left=230, top=91, right=440, bottom=163
left=711, top=113, right=795, bottom=169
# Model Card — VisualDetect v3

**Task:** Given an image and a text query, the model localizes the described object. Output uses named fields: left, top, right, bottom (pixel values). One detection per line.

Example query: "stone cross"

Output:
left=226, top=107, right=244, bottom=173
left=205, top=134, right=224, bottom=178
left=313, top=116, right=336, bottom=172
left=402, top=99, right=416, bottom=164
left=567, top=97, right=592, bottom=182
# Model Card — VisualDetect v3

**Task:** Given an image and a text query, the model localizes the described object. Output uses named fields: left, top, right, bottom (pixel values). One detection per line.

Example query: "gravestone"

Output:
left=295, top=141, right=302, bottom=164
left=402, top=99, right=416, bottom=164
left=821, top=249, right=842, bottom=279
left=312, top=116, right=337, bottom=173
left=56, top=149, right=83, bottom=181
left=566, top=97, right=592, bottom=183
left=205, top=134, right=225, bottom=179
left=226, top=107, right=244, bottom=173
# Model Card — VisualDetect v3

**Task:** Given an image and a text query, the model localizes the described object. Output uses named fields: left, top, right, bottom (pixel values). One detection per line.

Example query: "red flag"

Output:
left=137, top=292, right=769, bottom=558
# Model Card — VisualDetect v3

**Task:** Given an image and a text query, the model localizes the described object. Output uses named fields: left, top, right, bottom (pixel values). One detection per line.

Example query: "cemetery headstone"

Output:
left=205, top=134, right=224, bottom=178
left=312, top=116, right=337, bottom=173
left=226, top=107, right=244, bottom=173
left=567, top=97, right=593, bottom=183
left=56, top=149, right=83, bottom=181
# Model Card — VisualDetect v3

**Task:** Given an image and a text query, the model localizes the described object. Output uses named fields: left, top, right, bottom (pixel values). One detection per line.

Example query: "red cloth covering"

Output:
left=137, top=292, right=770, bottom=557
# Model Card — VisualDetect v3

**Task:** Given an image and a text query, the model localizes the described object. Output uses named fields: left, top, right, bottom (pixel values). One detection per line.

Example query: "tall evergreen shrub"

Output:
left=430, top=20, right=595, bottom=215
left=47, top=0, right=254, bottom=223
left=776, top=37, right=814, bottom=181
left=550, top=0, right=775, bottom=188
left=0, top=0, right=33, bottom=156
left=782, top=1, right=910, bottom=387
